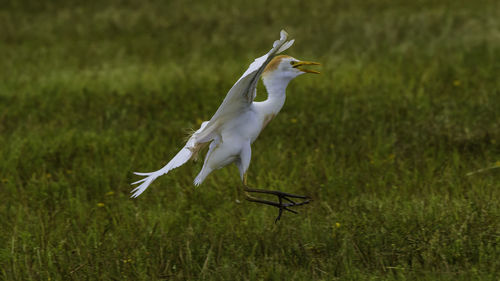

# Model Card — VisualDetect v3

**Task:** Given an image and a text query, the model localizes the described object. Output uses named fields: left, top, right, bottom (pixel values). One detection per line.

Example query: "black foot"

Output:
left=244, top=187, right=311, bottom=223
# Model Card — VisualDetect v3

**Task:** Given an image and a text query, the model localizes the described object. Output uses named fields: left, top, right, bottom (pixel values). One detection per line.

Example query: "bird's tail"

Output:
left=193, top=167, right=211, bottom=187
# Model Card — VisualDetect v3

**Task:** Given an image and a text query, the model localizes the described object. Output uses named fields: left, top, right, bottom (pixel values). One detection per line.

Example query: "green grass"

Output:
left=1, top=0, right=499, bottom=280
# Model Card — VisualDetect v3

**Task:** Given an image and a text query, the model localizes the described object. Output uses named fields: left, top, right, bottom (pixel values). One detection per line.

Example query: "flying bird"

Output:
left=131, top=30, right=319, bottom=221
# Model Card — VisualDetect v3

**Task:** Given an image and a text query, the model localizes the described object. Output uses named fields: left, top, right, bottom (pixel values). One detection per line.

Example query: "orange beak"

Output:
left=292, top=61, right=321, bottom=74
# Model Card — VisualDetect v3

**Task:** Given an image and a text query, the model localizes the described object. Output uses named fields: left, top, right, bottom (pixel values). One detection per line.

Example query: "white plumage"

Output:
left=131, top=30, right=319, bottom=202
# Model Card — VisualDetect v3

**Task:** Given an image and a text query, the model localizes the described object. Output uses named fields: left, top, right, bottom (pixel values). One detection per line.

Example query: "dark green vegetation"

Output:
left=1, top=0, right=499, bottom=280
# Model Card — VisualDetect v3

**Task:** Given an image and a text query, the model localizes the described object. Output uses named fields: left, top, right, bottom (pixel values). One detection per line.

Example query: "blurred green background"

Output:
left=1, top=0, right=499, bottom=280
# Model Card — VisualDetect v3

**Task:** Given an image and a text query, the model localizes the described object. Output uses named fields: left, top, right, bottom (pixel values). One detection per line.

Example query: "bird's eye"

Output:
left=290, top=61, right=297, bottom=66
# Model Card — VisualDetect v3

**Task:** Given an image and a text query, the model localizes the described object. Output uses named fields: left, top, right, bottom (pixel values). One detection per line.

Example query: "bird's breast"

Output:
left=262, top=113, right=275, bottom=130
left=219, top=110, right=263, bottom=143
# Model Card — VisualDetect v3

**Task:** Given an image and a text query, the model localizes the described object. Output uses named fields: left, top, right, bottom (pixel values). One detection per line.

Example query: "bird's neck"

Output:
left=259, top=75, right=291, bottom=116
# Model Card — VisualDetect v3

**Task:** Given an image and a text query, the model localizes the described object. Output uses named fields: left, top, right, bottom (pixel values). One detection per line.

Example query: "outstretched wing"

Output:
left=131, top=30, right=294, bottom=197
left=130, top=121, right=209, bottom=198
left=193, top=30, right=294, bottom=142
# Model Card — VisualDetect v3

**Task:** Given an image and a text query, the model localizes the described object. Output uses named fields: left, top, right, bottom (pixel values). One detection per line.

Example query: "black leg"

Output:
left=244, top=187, right=311, bottom=223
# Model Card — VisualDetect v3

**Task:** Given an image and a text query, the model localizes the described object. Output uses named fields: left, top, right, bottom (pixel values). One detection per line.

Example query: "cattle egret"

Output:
left=131, top=30, right=319, bottom=221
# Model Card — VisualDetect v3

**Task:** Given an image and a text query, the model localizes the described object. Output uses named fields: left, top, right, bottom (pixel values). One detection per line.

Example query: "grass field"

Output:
left=1, top=0, right=499, bottom=280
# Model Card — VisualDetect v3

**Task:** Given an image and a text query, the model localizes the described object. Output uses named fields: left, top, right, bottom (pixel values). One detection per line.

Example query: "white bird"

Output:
left=131, top=30, right=319, bottom=221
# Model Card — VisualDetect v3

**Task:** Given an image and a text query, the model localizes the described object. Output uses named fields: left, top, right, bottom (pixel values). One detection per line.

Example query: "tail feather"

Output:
left=193, top=170, right=207, bottom=186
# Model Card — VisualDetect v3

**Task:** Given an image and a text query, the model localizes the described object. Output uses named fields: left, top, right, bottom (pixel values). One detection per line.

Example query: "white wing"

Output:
left=131, top=30, right=294, bottom=197
left=130, top=121, right=209, bottom=198
left=193, top=30, right=294, bottom=142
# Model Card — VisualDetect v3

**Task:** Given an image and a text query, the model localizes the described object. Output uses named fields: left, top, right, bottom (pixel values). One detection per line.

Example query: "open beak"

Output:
left=292, top=61, right=321, bottom=74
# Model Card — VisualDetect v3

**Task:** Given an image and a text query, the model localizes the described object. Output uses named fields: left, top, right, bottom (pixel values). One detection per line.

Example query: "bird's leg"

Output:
left=242, top=174, right=310, bottom=222
left=234, top=178, right=243, bottom=204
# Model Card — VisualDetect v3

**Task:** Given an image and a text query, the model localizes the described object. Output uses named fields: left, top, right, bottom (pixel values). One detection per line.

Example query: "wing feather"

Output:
left=193, top=30, right=294, bottom=142
left=131, top=30, right=295, bottom=197
left=130, top=121, right=209, bottom=198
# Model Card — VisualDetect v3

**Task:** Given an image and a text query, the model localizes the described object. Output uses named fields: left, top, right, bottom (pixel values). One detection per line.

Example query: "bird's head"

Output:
left=262, top=55, right=320, bottom=82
